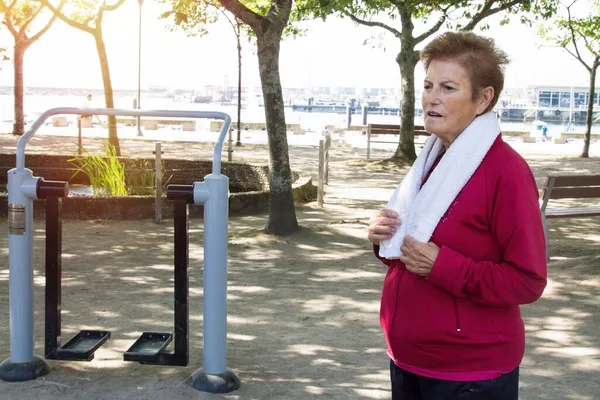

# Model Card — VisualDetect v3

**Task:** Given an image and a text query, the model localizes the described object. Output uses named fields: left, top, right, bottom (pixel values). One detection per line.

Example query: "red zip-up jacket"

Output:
left=376, top=136, right=547, bottom=380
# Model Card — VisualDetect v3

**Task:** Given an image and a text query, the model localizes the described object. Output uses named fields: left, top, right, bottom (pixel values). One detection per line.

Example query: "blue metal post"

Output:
left=190, top=173, right=240, bottom=393
left=202, top=174, right=229, bottom=373
left=1, top=107, right=239, bottom=390
left=0, top=169, right=49, bottom=381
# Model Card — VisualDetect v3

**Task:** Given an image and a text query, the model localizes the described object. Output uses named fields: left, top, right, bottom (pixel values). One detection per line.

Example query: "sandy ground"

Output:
left=0, top=131, right=599, bottom=399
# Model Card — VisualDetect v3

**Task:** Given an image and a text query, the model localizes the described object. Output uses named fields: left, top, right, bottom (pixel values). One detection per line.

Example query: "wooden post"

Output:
left=318, top=139, right=324, bottom=207
left=154, top=142, right=163, bottom=224
left=324, top=132, right=331, bottom=185
left=227, top=127, right=233, bottom=162
left=366, top=125, right=371, bottom=159
left=77, top=118, right=83, bottom=156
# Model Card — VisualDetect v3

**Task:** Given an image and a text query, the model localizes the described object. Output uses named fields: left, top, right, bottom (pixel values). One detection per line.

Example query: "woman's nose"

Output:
left=425, top=87, right=441, bottom=104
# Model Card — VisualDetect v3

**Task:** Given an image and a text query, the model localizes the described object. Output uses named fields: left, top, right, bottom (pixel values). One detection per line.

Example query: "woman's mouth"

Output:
left=427, top=111, right=442, bottom=117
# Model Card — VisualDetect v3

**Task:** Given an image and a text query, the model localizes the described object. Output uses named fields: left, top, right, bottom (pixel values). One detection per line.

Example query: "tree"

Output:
left=165, top=0, right=299, bottom=235
left=303, top=0, right=557, bottom=162
left=223, top=1, right=302, bottom=235
left=228, top=15, right=243, bottom=147
left=1, top=0, right=63, bottom=136
left=162, top=3, right=245, bottom=146
left=540, top=0, right=599, bottom=158
left=37, top=0, right=127, bottom=155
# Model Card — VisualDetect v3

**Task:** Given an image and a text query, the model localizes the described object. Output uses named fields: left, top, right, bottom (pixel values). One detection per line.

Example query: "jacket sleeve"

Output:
left=373, top=245, right=392, bottom=266
left=426, top=168, right=547, bottom=307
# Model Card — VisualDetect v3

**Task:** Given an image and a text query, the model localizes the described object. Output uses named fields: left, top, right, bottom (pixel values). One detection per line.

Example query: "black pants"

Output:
left=390, top=360, right=519, bottom=400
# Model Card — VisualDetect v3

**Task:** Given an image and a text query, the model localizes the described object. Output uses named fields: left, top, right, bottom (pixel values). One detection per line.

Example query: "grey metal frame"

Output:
left=2, top=108, right=240, bottom=392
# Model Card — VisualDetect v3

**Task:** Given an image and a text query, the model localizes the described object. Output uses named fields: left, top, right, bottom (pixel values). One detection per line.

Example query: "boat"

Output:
left=193, top=95, right=212, bottom=103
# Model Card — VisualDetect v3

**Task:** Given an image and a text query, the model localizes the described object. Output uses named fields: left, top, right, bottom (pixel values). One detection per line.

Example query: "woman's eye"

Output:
left=443, top=85, right=455, bottom=91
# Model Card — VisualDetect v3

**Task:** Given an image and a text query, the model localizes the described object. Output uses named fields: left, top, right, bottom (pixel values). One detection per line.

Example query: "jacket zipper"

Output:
left=453, top=297, right=462, bottom=332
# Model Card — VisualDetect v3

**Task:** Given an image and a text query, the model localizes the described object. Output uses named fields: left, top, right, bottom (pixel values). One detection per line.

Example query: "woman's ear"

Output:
left=477, top=87, right=494, bottom=114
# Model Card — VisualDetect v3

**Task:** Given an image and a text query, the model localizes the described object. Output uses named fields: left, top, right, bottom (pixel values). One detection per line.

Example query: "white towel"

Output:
left=378, top=112, right=501, bottom=259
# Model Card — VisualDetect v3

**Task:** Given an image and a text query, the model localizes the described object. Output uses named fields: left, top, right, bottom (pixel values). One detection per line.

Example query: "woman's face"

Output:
left=422, top=59, right=493, bottom=147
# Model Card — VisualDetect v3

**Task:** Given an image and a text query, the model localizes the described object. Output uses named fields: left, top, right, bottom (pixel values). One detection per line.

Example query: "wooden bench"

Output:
left=540, top=175, right=600, bottom=257
left=366, top=124, right=429, bottom=159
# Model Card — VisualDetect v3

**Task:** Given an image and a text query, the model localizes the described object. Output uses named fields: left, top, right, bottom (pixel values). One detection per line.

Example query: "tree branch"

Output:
left=1, top=0, right=18, bottom=36
left=565, top=45, right=591, bottom=71
left=0, top=0, right=18, bottom=13
left=29, top=0, right=65, bottom=44
left=37, top=0, right=92, bottom=33
left=220, top=8, right=237, bottom=33
left=271, top=0, right=292, bottom=24
left=3, top=10, right=18, bottom=36
left=415, top=15, right=446, bottom=44
left=101, top=0, right=127, bottom=13
left=565, top=2, right=589, bottom=70
left=341, top=10, right=401, bottom=38
left=20, top=3, right=44, bottom=32
left=218, top=0, right=263, bottom=32
left=461, top=0, right=521, bottom=31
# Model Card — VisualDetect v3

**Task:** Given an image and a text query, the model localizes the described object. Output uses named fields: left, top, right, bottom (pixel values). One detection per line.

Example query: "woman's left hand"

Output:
left=400, top=236, right=440, bottom=277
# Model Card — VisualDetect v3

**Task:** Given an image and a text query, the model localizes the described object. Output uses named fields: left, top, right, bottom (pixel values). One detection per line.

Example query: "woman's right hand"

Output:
left=368, top=209, right=401, bottom=245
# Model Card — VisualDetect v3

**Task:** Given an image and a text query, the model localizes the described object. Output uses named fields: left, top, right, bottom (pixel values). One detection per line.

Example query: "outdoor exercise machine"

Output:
left=0, top=108, right=240, bottom=393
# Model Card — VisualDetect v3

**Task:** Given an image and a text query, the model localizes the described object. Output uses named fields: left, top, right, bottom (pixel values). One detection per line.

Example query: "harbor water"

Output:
left=2, top=94, right=599, bottom=138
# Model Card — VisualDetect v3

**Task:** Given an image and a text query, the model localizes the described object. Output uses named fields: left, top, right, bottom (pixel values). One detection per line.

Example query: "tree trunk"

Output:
left=12, top=43, right=26, bottom=136
left=236, top=21, right=242, bottom=146
left=94, top=28, right=120, bottom=155
left=582, top=58, right=599, bottom=158
left=256, top=31, right=299, bottom=235
left=392, top=11, right=420, bottom=162
left=393, top=49, right=420, bottom=161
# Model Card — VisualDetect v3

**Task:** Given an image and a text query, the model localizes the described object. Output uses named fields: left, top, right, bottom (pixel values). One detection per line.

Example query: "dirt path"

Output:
left=0, top=132, right=598, bottom=399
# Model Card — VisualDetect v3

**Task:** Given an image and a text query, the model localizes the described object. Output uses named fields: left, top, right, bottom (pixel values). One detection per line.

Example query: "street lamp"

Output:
left=136, top=0, right=144, bottom=137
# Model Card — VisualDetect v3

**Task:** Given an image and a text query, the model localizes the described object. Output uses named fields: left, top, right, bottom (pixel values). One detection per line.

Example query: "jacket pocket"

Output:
left=391, top=273, right=460, bottom=346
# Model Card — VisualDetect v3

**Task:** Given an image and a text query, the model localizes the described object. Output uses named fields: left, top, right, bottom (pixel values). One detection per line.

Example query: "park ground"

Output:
left=0, top=130, right=599, bottom=399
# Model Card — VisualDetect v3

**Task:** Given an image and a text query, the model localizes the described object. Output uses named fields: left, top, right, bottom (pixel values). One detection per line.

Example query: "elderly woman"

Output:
left=368, top=32, right=547, bottom=399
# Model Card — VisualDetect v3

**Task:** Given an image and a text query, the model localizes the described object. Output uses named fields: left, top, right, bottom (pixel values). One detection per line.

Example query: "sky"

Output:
left=0, top=2, right=594, bottom=92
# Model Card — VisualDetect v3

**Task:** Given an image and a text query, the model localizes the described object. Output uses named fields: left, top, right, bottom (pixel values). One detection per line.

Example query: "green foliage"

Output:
left=69, top=143, right=172, bottom=196
left=58, top=0, right=108, bottom=27
left=160, top=0, right=306, bottom=40
left=539, top=1, right=600, bottom=69
left=297, top=0, right=559, bottom=36
left=38, top=0, right=128, bottom=32
left=2, top=0, right=38, bottom=26
left=1, top=0, right=57, bottom=37
left=68, top=142, right=128, bottom=196
left=0, top=47, right=9, bottom=68
left=160, top=0, right=220, bottom=37
left=538, top=0, right=599, bottom=157
left=294, top=0, right=559, bottom=161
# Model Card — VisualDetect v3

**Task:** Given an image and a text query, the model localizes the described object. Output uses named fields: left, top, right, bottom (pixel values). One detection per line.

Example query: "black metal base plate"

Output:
left=56, top=330, right=111, bottom=361
left=123, top=332, right=172, bottom=363
left=190, top=368, right=241, bottom=393
left=0, top=355, right=50, bottom=382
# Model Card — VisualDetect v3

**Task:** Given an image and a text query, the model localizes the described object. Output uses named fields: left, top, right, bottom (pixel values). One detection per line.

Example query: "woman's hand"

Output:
left=400, top=236, right=440, bottom=277
left=368, top=209, right=401, bottom=245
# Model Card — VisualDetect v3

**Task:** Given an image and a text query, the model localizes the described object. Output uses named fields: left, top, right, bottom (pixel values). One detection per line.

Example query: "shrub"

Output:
left=68, top=142, right=128, bottom=196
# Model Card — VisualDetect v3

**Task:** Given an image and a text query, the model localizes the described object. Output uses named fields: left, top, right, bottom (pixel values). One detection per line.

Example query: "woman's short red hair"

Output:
left=420, top=31, right=509, bottom=114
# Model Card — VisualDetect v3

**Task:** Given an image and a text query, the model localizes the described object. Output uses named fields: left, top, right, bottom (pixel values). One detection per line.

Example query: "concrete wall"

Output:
left=116, top=118, right=196, bottom=131
left=0, top=154, right=315, bottom=220
left=0, top=153, right=274, bottom=193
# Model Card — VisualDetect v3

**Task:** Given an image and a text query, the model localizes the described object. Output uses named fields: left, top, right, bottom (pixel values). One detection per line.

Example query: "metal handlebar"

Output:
left=16, top=108, right=231, bottom=174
